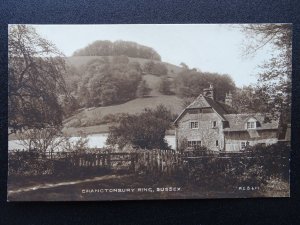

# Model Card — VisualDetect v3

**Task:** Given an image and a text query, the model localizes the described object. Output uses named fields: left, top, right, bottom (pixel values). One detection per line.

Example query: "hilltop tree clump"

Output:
left=76, top=56, right=143, bottom=107
left=73, top=40, right=161, bottom=61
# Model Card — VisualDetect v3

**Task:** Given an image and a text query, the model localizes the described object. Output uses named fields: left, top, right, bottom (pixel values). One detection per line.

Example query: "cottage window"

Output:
left=241, top=141, right=247, bottom=150
left=212, top=121, right=217, bottom=128
left=216, top=140, right=219, bottom=147
left=246, top=121, right=256, bottom=129
left=188, top=141, right=201, bottom=147
left=190, top=121, right=199, bottom=129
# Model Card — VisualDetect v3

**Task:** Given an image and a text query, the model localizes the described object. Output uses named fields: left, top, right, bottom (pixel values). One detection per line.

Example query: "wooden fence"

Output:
left=9, top=147, right=288, bottom=179
left=8, top=149, right=182, bottom=175
left=135, top=149, right=182, bottom=175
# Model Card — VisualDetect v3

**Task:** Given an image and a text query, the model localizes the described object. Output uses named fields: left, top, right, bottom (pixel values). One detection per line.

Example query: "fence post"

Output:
left=130, top=154, right=136, bottom=173
left=107, top=153, right=111, bottom=169
left=102, top=154, right=105, bottom=166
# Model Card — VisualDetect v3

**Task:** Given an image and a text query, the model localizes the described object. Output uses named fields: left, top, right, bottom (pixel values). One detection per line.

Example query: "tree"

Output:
left=143, top=61, right=168, bottom=76
left=159, top=77, right=172, bottom=95
left=75, top=57, right=142, bottom=107
left=180, top=62, right=189, bottom=70
left=16, top=127, right=65, bottom=158
left=232, top=85, right=270, bottom=114
left=16, top=127, right=88, bottom=158
left=174, top=69, right=236, bottom=101
left=73, top=40, right=161, bottom=61
left=8, top=25, right=68, bottom=133
left=106, top=105, right=172, bottom=149
left=241, top=24, right=292, bottom=123
left=136, top=80, right=151, bottom=98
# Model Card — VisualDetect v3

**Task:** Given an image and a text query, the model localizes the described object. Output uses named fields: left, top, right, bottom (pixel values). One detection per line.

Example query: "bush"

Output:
left=187, top=156, right=267, bottom=190
left=158, top=77, right=172, bottom=95
left=8, top=150, right=54, bottom=176
left=186, top=143, right=290, bottom=190
left=107, top=105, right=172, bottom=149
left=136, top=80, right=151, bottom=98
left=143, top=61, right=168, bottom=76
left=245, top=142, right=290, bottom=181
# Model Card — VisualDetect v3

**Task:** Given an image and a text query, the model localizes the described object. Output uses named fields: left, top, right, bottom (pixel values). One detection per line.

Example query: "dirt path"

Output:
left=8, top=174, right=132, bottom=195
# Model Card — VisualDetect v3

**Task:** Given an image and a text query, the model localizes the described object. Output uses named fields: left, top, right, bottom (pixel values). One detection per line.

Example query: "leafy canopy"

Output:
left=241, top=24, right=292, bottom=123
left=106, top=105, right=172, bottom=149
left=73, top=40, right=161, bottom=61
left=8, top=25, right=68, bottom=133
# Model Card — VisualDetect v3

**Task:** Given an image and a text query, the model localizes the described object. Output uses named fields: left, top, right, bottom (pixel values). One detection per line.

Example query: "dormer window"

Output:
left=247, top=121, right=256, bottom=129
left=245, top=117, right=257, bottom=129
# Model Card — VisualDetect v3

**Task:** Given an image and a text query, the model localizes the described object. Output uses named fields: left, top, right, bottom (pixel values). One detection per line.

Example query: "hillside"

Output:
left=63, top=56, right=184, bottom=135
left=63, top=95, right=183, bottom=135
left=65, top=56, right=182, bottom=97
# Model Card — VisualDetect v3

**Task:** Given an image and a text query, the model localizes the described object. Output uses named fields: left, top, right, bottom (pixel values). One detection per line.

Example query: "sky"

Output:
left=32, top=24, right=274, bottom=87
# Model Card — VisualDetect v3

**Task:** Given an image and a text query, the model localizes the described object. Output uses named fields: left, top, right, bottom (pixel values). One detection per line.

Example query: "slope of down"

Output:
left=63, top=95, right=184, bottom=134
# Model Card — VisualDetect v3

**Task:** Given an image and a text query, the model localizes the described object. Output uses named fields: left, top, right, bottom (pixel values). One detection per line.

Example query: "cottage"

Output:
left=174, top=85, right=281, bottom=152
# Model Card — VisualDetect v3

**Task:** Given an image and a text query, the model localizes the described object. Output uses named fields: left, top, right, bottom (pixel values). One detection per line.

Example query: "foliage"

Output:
left=16, top=127, right=89, bottom=157
left=73, top=40, right=161, bottom=61
left=241, top=24, right=292, bottom=123
left=136, top=80, right=151, bottom=98
left=8, top=152, right=55, bottom=176
left=76, top=57, right=142, bottom=107
left=158, top=77, right=172, bottom=95
left=143, top=61, right=168, bottom=76
left=106, top=105, right=172, bottom=149
left=232, top=85, right=269, bottom=113
left=180, top=62, right=189, bottom=70
left=60, top=95, right=80, bottom=117
left=9, top=127, right=89, bottom=176
left=8, top=25, right=68, bottom=133
left=174, top=69, right=236, bottom=101
left=187, top=142, right=290, bottom=190
left=16, top=127, right=66, bottom=155
left=245, top=142, right=290, bottom=181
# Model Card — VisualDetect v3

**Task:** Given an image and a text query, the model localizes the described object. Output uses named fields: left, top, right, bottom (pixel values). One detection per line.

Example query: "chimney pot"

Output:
left=225, top=91, right=233, bottom=107
left=203, top=84, right=214, bottom=100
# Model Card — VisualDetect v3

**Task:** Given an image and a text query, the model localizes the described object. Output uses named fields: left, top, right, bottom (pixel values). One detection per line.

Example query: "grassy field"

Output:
left=63, top=95, right=184, bottom=130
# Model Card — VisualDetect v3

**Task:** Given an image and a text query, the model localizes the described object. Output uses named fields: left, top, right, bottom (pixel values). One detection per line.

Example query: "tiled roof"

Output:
left=204, top=97, right=234, bottom=119
left=186, top=94, right=236, bottom=120
left=174, top=94, right=236, bottom=124
left=186, top=95, right=211, bottom=109
left=174, top=94, right=279, bottom=132
left=223, top=113, right=279, bottom=132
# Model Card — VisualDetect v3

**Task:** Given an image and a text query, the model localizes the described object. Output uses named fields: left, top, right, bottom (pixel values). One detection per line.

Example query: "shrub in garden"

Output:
left=186, top=142, right=290, bottom=190
left=8, top=150, right=54, bottom=176
left=245, top=142, right=290, bottom=181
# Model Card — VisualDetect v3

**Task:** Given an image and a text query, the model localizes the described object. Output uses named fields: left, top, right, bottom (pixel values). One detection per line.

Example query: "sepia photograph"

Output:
left=7, top=24, right=291, bottom=201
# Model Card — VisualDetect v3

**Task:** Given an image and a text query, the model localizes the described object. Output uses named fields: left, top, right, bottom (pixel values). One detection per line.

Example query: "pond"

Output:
left=8, top=133, right=176, bottom=150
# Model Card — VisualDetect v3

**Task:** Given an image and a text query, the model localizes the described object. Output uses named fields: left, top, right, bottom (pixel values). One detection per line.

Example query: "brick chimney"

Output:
left=225, top=91, right=232, bottom=107
left=203, top=84, right=214, bottom=100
